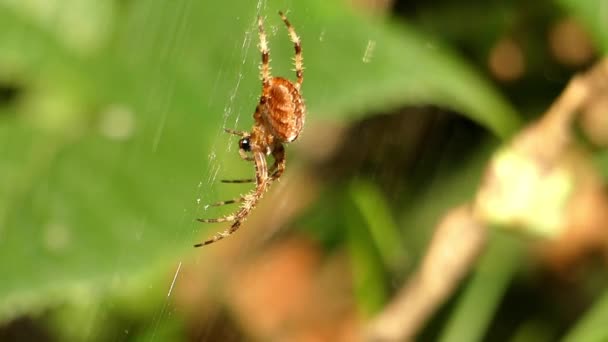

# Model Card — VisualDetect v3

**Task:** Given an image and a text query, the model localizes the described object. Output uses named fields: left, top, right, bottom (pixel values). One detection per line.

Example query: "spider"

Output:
left=194, top=11, right=305, bottom=247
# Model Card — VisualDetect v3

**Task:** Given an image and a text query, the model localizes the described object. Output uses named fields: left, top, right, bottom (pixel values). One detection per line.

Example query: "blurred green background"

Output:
left=1, top=0, right=607, bottom=341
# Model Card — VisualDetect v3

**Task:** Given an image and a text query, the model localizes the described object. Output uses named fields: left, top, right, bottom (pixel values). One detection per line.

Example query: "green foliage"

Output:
left=439, top=233, right=523, bottom=342
left=349, top=179, right=407, bottom=273
left=1, top=0, right=607, bottom=340
left=345, top=190, right=391, bottom=317
left=0, top=0, right=516, bottom=323
left=563, top=290, right=608, bottom=342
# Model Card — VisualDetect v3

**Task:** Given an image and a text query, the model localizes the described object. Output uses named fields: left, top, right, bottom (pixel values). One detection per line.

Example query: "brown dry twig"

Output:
left=365, top=58, right=608, bottom=341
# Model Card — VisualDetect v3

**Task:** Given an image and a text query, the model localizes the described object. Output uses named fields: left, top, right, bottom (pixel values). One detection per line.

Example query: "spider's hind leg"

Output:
left=278, top=11, right=303, bottom=88
left=221, top=178, right=255, bottom=184
left=209, top=196, right=245, bottom=207
left=197, top=214, right=236, bottom=223
left=269, top=144, right=286, bottom=180
left=194, top=221, right=243, bottom=247
left=258, top=16, right=271, bottom=85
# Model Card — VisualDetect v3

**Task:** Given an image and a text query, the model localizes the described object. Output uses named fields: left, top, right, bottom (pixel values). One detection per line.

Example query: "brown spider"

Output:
left=194, top=11, right=305, bottom=247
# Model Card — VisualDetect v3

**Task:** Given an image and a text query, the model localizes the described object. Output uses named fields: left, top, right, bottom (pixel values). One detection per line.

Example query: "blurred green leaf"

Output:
left=0, top=0, right=517, bottom=322
left=439, top=232, right=523, bottom=342
left=563, top=289, right=608, bottom=342
left=45, top=269, right=185, bottom=342
left=594, top=150, right=608, bottom=179
left=345, top=190, right=389, bottom=317
left=349, top=179, right=408, bottom=273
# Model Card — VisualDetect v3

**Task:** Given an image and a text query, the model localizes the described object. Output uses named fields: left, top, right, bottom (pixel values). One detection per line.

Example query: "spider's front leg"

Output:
left=220, top=178, right=255, bottom=184
left=222, top=143, right=284, bottom=184
left=223, top=128, right=254, bottom=162
left=208, top=197, right=245, bottom=207
left=223, top=128, right=248, bottom=137
left=195, top=152, right=270, bottom=247
left=219, top=129, right=256, bottom=183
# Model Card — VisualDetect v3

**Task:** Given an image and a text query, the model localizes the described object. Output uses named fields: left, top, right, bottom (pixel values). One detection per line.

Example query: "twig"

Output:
left=365, top=58, right=608, bottom=341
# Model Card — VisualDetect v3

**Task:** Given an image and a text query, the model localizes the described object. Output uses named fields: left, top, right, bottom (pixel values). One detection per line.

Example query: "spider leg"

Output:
left=219, top=131, right=255, bottom=182
left=269, top=143, right=285, bottom=181
left=221, top=178, right=256, bottom=183
left=258, top=16, right=271, bottom=86
left=279, top=11, right=303, bottom=88
left=194, top=221, right=243, bottom=247
left=195, top=151, right=270, bottom=247
left=197, top=215, right=236, bottom=223
left=224, top=128, right=248, bottom=137
left=223, top=129, right=254, bottom=161
left=239, top=149, right=255, bottom=162
left=209, top=196, right=245, bottom=207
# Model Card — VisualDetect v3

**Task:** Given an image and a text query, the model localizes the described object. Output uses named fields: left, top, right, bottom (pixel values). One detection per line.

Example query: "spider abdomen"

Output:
left=263, top=77, right=305, bottom=142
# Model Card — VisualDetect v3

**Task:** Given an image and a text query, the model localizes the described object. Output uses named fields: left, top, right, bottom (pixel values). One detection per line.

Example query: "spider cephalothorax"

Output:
left=195, top=11, right=304, bottom=247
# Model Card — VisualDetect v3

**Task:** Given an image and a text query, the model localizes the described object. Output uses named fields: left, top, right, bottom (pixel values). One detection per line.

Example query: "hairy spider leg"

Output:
left=197, top=215, right=236, bottom=223
left=195, top=152, right=269, bottom=247
left=209, top=196, right=246, bottom=207
left=279, top=11, right=303, bottom=89
left=238, top=149, right=255, bottom=162
left=221, top=178, right=256, bottom=184
left=223, top=129, right=255, bottom=162
left=258, top=16, right=271, bottom=86
left=224, top=128, right=248, bottom=136
left=269, top=143, right=285, bottom=180
left=222, top=143, right=285, bottom=183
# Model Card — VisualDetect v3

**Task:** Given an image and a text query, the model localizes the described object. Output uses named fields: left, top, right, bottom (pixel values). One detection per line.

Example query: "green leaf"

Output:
left=563, top=289, right=608, bottom=342
left=349, top=179, right=408, bottom=273
left=345, top=188, right=389, bottom=317
left=0, top=0, right=517, bottom=322
left=438, top=232, right=523, bottom=342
